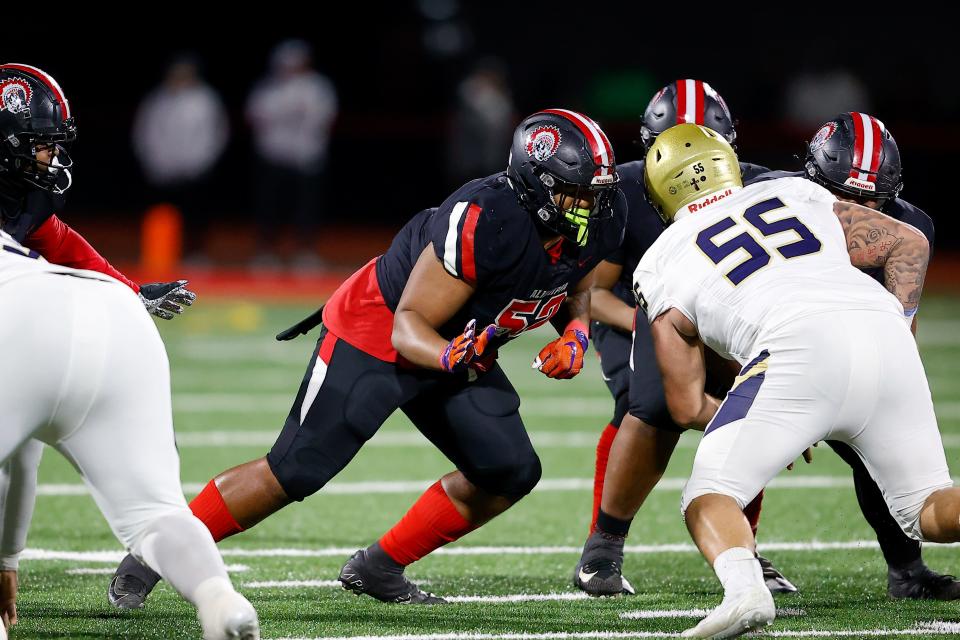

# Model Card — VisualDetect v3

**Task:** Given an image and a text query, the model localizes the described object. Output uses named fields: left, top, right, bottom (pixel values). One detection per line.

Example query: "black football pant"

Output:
left=266, top=327, right=542, bottom=502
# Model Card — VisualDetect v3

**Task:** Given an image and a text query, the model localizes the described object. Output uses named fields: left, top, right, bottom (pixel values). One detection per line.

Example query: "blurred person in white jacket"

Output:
left=133, top=55, right=228, bottom=264
left=246, top=39, right=337, bottom=269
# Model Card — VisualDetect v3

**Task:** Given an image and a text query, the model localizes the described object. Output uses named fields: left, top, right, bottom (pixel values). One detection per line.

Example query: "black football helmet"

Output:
left=0, top=63, right=76, bottom=194
left=804, top=112, right=903, bottom=209
left=640, top=79, right=736, bottom=150
left=507, top=109, right=619, bottom=246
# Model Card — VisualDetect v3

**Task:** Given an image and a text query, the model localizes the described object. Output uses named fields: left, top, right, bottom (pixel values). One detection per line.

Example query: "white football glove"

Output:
left=138, top=280, right=197, bottom=320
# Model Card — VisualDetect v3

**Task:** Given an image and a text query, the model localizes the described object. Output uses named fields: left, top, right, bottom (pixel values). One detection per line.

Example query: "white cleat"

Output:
left=681, top=586, right=775, bottom=639
left=196, top=579, right=260, bottom=640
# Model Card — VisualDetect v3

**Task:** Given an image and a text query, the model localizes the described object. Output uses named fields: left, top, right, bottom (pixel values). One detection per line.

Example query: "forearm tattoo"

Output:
left=834, top=201, right=929, bottom=311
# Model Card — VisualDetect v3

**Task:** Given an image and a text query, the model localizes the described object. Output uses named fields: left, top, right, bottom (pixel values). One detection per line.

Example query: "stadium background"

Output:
left=4, top=14, right=956, bottom=295
left=7, top=10, right=960, bottom=640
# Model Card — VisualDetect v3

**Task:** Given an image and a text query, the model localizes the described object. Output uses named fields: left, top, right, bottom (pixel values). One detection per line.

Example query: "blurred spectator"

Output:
left=446, top=58, right=515, bottom=188
left=246, top=39, right=338, bottom=270
left=783, top=69, right=872, bottom=129
left=133, top=54, right=228, bottom=264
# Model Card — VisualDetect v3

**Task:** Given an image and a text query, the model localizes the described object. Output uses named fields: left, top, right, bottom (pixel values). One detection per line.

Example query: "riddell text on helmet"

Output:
left=687, top=188, right=736, bottom=213
left=844, top=177, right=877, bottom=192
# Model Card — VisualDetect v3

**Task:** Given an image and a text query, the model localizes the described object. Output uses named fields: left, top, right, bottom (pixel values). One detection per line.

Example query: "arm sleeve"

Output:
left=26, top=215, right=140, bottom=293
left=0, top=441, right=44, bottom=571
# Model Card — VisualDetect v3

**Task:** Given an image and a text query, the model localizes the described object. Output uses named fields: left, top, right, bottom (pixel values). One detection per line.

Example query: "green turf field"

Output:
left=12, top=297, right=960, bottom=639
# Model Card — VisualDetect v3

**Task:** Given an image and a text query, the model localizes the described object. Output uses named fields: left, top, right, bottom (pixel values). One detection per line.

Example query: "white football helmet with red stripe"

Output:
left=507, top=109, right=619, bottom=246
left=640, top=79, right=736, bottom=150
left=0, top=63, right=76, bottom=194
left=804, top=112, right=903, bottom=208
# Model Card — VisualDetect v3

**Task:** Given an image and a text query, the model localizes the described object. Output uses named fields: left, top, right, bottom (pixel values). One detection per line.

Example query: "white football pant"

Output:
left=682, top=309, right=952, bottom=541
left=0, top=273, right=233, bottom=602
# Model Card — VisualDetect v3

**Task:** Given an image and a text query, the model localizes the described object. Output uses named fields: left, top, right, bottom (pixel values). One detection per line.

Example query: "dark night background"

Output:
left=4, top=10, right=956, bottom=264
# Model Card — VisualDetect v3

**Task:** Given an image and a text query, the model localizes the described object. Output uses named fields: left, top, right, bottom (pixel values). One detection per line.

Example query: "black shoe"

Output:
left=338, top=544, right=446, bottom=604
left=107, top=554, right=162, bottom=609
left=889, top=560, right=960, bottom=600
left=757, top=554, right=798, bottom=594
left=572, top=531, right=635, bottom=597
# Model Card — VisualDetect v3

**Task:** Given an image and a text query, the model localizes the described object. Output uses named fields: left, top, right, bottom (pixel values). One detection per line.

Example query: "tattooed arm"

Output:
left=834, top=201, right=930, bottom=317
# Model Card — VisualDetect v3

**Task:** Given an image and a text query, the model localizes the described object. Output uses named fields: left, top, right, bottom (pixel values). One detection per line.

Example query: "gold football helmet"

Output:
left=644, top=123, right=741, bottom=222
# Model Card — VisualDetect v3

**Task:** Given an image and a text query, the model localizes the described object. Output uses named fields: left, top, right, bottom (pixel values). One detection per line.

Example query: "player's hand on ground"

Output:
left=787, top=444, right=817, bottom=470
left=0, top=569, right=18, bottom=630
left=439, top=320, right=497, bottom=374
left=138, top=280, right=197, bottom=320
left=533, top=327, right=589, bottom=379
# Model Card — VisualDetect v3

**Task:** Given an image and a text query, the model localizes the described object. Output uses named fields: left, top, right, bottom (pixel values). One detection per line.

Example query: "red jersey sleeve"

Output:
left=26, top=215, right=140, bottom=293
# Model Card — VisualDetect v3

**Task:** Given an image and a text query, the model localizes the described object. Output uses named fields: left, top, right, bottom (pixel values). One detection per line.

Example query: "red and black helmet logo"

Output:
left=0, top=78, right=31, bottom=115
left=525, top=125, right=562, bottom=162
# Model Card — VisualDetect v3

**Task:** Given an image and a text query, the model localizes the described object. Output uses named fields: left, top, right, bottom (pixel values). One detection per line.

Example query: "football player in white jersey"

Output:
left=0, top=231, right=258, bottom=640
left=634, top=124, right=960, bottom=639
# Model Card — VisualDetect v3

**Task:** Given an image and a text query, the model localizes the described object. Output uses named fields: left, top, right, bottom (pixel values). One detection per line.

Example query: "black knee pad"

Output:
left=466, top=452, right=542, bottom=500
left=266, top=420, right=340, bottom=502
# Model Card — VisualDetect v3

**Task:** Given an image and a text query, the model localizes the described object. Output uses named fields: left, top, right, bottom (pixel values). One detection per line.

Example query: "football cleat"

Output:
left=338, top=545, right=447, bottom=604
left=572, top=530, right=635, bottom=597
left=888, top=561, right=960, bottom=600
left=108, top=553, right=162, bottom=609
left=757, top=554, right=798, bottom=594
left=681, top=585, right=775, bottom=639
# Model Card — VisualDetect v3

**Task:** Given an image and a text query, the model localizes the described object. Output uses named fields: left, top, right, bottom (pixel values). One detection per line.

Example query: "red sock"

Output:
left=590, top=424, right=619, bottom=534
left=379, top=481, right=476, bottom=566
left=744, top=490, right=764, bottom=538
left=189, top=479, right=244, bottom=542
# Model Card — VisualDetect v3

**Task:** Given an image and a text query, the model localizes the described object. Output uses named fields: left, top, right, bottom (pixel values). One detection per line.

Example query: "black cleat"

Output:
left=757, top=554, right=798, bottom=594
left=572, top=531, right=635, bottom=597
left=108, top=553, right=162, bottom=609
left=338, top=544, right=446, bottom=604
left=889, top=561, right=960, bottom=600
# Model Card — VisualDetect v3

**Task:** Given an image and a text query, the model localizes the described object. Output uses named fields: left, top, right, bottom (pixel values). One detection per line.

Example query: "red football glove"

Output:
left=439, top=319, right=498, bottom=374
left=533, top=326, right=589, bottom=379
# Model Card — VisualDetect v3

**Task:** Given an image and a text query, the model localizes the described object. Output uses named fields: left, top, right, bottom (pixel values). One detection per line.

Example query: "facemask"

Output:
left=564, top=207, right=591, bottom=246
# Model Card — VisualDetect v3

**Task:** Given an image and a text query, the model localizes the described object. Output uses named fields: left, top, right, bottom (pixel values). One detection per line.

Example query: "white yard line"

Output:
left=35, top=475, right=886, bottom=498
left=275, top=622, right=960, bottom=639
left=22, top=539, right=960, bottom=565
left=917, top=320, right=960, bottom=346
left=171, top=394, right=613, bottom=417
left=236, top=586, right=806, bottom=608
left=620, top=608, right=804, bottom=620
left=171, top=393, right=960, bottom=420
left=245, top=579, right=433, bottom=589
left=173, top=430, right=612, bottom=448
left=244, top=579, right=342, bottom=588
left=171, top=428, right=960, bottom=450
left=66, top=563, right=249, bottom=576
left=446, top=593, right=587, bottom=603
left=239, top=584, right=591, bottom=603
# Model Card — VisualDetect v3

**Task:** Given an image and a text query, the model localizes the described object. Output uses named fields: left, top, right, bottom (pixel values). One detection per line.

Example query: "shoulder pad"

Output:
left=886, top=198, right=934, bottom=246
left=431, top=175, right=531, bottom=285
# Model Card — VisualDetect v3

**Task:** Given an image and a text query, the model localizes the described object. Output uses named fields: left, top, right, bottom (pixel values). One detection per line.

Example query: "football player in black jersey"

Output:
left=749, top=112, right=960, bottom=600
left=576, top=97, right=960, bottom=602
left=575, top=80, right=795, bottom=597
left=0, top=64, right=196, bottom=319
left=107, top=109, right=627, bottom=607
